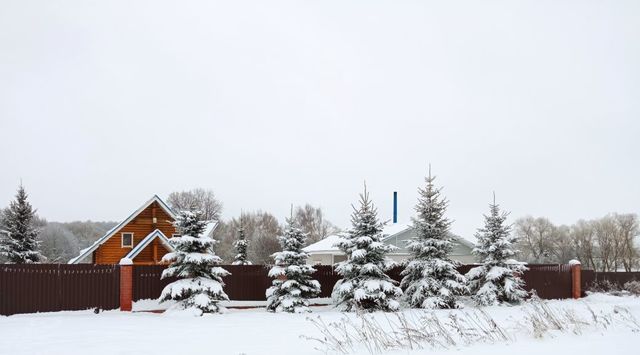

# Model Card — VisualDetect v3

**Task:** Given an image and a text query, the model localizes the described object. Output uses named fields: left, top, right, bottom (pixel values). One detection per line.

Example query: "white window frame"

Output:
left=121, top=232, right=134, bottom=248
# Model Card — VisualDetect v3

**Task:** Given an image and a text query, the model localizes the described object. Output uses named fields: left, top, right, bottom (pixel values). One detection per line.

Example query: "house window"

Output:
left=121, top=233, right=133, bottom=248
left=333, top=254, right=347, bottom=264
left=172, top=234, right=181, bottom=238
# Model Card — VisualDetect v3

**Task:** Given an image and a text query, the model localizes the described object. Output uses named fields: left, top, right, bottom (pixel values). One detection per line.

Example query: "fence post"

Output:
left=569, top=260, right=581, bottom=299
left=119, top=258, right=133, bottom=311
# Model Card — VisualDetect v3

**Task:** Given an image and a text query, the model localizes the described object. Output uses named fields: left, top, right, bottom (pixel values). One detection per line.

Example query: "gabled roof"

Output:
left=303, top=223, right=410, bottom=254
left=68, top=195, right=176, bottom=264
left=303, top=223, right=475, bottom=254
left=302, top=234, right=342, bottom=253
left=124, top=229, right=174, bottom=260
left=203, top=221, right=219, bottom=238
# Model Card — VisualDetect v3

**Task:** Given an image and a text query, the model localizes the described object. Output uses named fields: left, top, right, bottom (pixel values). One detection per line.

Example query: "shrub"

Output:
left=588, top=280, right=621, bottom=294
left=623, top=281, right=640, bottom=296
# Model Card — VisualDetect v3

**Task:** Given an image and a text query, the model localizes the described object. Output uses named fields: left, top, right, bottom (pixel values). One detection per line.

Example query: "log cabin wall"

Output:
left=94, top=202, right=176, bottom=264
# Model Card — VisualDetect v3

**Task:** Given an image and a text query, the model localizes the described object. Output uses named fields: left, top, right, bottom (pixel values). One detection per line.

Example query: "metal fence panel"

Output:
left=130, top=264, right=576, bottom=303
left=4, top=263, right=634, bottom=316
left=0, top=264, right=119, bottom=316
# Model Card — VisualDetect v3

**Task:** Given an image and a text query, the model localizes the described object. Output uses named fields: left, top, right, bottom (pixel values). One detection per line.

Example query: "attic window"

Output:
left=121, top=233, right=133, bottom=248
left=172, top=234, right=181, bottom=238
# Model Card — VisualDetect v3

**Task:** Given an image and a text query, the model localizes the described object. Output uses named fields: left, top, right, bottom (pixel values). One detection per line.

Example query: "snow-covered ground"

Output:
left=132, top=297, right=333, bottom=311
left=0, top=294, right=638, bottom=355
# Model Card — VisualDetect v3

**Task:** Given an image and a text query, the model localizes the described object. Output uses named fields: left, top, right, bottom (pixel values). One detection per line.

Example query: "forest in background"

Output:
left=1, top=187, right=638, bottom=269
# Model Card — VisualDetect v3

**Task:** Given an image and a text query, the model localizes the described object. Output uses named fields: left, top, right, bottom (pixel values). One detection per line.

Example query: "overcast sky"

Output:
left=0, top=0, right=638, bottom=239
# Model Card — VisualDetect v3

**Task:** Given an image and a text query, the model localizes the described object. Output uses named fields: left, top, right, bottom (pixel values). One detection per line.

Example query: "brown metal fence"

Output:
left=581, top=270, right=640, bottom=290
left=521, top=264, right=573, bottom=299
left=314, top=265, right=341, bottom=298
left=0, top=264, right=120, bottom=316
left=132, top=265, right=274, bottom=301
left=132, top=265, right=174, bottom=301
left=3, top=263, right=623, bottom=315
left=131, top=263, right=575, bottom=302
left=319, top=264, right=571, bottom=299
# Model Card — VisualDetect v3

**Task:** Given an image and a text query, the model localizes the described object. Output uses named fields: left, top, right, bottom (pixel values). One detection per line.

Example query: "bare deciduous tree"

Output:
left=613, top=213, right=639, bottom=272
left=167, top=188, right=223, bottom=221
left=516, top=213, right=639, bottom=271
left=594, top=216, right=617, bottom=271
left=514, top=217, right=556, bottom=263
left=571, top=220, right=597, bottom=270
left=212, top=211, right=283, bottom=265
left=292, top=204, right=340, bottom=245
left=549, top=225, right=574, bottom=263
left=38, top=222, right=81, bottom=263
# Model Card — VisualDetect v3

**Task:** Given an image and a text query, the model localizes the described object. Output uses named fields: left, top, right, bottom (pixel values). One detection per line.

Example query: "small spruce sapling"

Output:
left=466, top=195, right=528, bottom=306
left=159, top=210, right=230, bottom=315
left=0, top=184, right=43, bottom=263
left=400, top=168, right=468, bottom=309
left=266, top=215, right=321, bottom=313
left=332, top=185, right=402, bottom=312
left=232, top=218, right=251, bottom=265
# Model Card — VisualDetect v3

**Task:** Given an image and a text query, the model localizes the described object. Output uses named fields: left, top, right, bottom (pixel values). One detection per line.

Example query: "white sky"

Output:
left=1, top=0, right=639, bottom=239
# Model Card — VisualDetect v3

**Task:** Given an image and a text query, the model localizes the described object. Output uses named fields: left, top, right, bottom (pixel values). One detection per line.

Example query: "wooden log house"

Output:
left=68, top=195, right=215, bottom=265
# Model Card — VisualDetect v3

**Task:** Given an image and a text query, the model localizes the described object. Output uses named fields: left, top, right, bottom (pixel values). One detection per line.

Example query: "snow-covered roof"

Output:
left=203, top=221, right=218, bottom=238
left=381, top=223, right=412, bottom=239
left=303, top=234, right=342, bottom=253
left=303, top=222, right=475, bottom=254
left=68, top=195, right=176, bottom=264
left=303, top=223, right=411, bottom=253
left=124, top=229, right=174, bottom=260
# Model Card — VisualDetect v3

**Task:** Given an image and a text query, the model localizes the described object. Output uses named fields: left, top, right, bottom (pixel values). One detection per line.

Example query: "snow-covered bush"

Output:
left=587, top=280, right=621, bottom=294
left=623, top=281, right=640, bottom=296
left=159, top=210, right=230, bottom=315
left=332, top=186, right=402, bottom=312
left=588, top=280, right=640, bottom=296
left=0, top=185, right=43, bottom=263
left=232, top=222, right=251, bottom=265
left=400, top=170, right=468, bottom=309
left=466, top=197, right=528, bottom=306
left=266, top=217, right=320, bottom=313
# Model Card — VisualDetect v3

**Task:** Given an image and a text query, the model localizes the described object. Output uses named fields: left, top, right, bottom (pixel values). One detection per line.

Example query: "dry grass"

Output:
left=302, top=299, right=640, bottom=354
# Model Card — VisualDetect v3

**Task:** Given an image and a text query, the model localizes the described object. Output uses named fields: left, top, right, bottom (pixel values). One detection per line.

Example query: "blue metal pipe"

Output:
left=393, top=191, right=398, bottom=223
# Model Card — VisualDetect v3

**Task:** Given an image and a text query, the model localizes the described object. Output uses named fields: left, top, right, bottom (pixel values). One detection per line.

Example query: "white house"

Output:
left=303, top=223, right=476, bottom=265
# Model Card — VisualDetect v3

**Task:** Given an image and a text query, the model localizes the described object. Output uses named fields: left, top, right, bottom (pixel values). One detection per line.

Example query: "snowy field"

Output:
left=0, top=294, right=638, bottom=355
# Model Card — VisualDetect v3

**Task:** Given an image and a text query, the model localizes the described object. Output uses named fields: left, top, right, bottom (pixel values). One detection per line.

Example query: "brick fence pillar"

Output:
left=119, top=258, right=133, bottom=311
left=570, top=260, right=582, bottom=299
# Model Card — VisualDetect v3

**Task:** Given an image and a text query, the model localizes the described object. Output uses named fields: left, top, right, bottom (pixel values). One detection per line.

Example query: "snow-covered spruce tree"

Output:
left=232, top=221, right=251, bottom=265
left=0, top=185, right=43, bottom=263
left=332, top=186, right=402, bottom=312
left=466, top=196, right=528, bottom=306
left=266, top=217, right=321, bottom=313
left=400, top=170, right=468, bottom=309
left=159, top=210, right=230, bottom=315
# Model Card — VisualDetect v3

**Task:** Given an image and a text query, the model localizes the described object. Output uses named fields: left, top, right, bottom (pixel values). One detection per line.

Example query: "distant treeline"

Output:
left=37, top=220, right=117, bottom=263
left=3, top=187, right=637, bottom=269
left=1, top=188, right=339, bottom=264
left=514, top=214, right=639, bottom=272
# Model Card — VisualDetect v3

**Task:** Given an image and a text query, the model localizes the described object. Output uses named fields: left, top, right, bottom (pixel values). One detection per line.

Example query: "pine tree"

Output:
left=466, top=196, right=528, bottom=306
left=160, top=210, right=230, bottom=315
left=232, top=219, right=251, bottom=265
left=266, top=216, right=321, bottom=313
left=0, top=185, right=43, bottom=263
left=332, top=186, right=402, bottom=312
left=400, top=169, right=468, bottom=309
